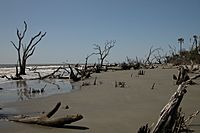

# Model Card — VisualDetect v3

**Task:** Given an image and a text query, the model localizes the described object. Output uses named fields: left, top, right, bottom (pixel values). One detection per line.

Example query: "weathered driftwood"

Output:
left=173, top=65, right=200, bottom=85
left=152, top=83, right=187, bottom=133
left=115, top=81, right=126, bottom=88
left=138, top=124, right=150, bottom=133
left=93, top=77, right=97, bottom=85
left=150, top=83, right=155, bottom=90
left=138, top=70, right=200, bottom=133
left=138, top=70, right=145, bottom=75
left=32, top=64, right=93, bottom=81
left=185, top=110, right=199, bottom=125
left=151, top=73, right=200, bottom=133
left=1, top=74, right=22, bottom=80
left=74, top=66, right=91, bottom=80
left=33, top=67, right=70, bottom=80
left=176, top=66, right=189, bottom=85
left=9, top=102, right=83, bottom=127
left=69, top=65, right=81, bottom=81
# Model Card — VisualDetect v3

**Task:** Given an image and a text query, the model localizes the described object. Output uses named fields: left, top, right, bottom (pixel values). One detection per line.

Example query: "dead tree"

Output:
left=33, top=67, right=70, bottom=80
left=11, top=21, right=46, bottom=75
left=74, top=53, right=95, bottom=79
left=168, top=44, right=177, bottom=57
left=9, top=102, right=83, bottom=127
left=154, top=50, right=166, bottom=64
left=93, top=40, right=116, bottom=68
left=69, top=65, right=81, bottom=81
left=144, top=46, right=162, bottom=67
left=84, top=53, right=94, bottom=71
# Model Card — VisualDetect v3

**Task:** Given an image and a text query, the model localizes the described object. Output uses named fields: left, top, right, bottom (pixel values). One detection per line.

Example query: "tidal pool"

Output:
left=0, top=79, right=74, bottom=104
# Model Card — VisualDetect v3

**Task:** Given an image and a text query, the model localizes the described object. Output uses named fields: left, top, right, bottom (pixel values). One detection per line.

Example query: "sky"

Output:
left=0, top=0, right=200, bottom=64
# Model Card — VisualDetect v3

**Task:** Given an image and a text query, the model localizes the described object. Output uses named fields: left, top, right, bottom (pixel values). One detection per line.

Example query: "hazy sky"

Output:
left=0, top=0, right=200, bottom=64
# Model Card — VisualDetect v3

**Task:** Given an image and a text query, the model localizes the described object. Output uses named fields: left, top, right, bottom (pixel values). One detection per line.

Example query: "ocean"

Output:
left=0, top=64, right=63, bottom=68
left=0, top=79, right=73, bottom=104
left=0, top=64, right=76, bottom=103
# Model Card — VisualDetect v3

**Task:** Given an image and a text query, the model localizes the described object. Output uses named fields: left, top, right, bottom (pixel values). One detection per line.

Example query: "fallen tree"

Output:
left=9, top=102, right=83, bottom=127
left=152, top=83, right=187, bottom=133
left=138, top=67, right=200, bottom=133
left=33, top=67, right=70, bottom=80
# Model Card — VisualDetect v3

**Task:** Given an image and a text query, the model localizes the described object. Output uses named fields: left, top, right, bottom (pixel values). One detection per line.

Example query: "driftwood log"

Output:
left=151, top=83, right=187, bottom=133
left=151, top=72, right=200, bottom=133
left=173, top=66, right=200, bottom=85
left=69, top=65, right=81, bottom=81
left=176, top=66, right=189, bottom=85
left=138, top=69, right=200, bottom=133
left=9, top=102, right=83, bottom=127
left=152, top=74, right=200, bottom=133
left=33, top=67, right=70, bottom=80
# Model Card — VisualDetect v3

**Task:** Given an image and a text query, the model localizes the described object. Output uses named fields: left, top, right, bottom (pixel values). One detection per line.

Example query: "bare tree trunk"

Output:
left=100, top=57, right=104, bottom=68
left=11, top=21, right=46, bottom=76
left=93, top=40, right=115, bottom=69
left=15, top=65, right=19, bottom=77
left=20, top=58, right=26, bottom=75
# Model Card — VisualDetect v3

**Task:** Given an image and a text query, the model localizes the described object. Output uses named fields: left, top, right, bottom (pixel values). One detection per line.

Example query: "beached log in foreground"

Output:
left=151, top=83, right=187, bottom=133
left=151, top=73, right=200, bottom=133
left=138, top=71, right=200, bottom=133
left=9, top=102, right=83, bottom=127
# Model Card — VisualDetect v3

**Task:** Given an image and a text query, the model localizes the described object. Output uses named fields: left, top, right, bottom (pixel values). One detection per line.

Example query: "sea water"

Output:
left=0, top=79, right=73, bottom=104
left=0, top=64, right=78, bottom=103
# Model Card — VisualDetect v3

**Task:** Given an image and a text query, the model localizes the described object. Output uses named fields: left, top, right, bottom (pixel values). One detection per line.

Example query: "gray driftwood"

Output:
left=9, top=102, right=83, bottom=127
left=176, top=66, right=189, bottom=85
left=151, top=73, right=200, bottom=133
left=138, top=69, right=200, bottom=133
left=152, top=83, right=187, bottom=133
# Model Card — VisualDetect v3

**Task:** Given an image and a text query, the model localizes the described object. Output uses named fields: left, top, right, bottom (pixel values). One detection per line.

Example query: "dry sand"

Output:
left=1, top=68, right=200, bottom=133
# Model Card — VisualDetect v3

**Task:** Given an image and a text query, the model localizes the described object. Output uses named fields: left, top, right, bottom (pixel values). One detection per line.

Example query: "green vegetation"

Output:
left=167, top=35, right=200, bottom=65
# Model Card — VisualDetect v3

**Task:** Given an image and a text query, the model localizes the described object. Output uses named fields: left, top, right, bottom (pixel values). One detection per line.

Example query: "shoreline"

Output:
left=1, top=68, right=200, bottom=133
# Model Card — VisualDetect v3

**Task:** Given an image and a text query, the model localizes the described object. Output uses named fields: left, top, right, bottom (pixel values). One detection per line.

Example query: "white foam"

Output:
left=0, top=65, right=70, bottom=84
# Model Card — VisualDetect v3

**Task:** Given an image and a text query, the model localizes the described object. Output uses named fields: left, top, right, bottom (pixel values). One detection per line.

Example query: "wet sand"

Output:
left=1, top=68, right=200, bottom=133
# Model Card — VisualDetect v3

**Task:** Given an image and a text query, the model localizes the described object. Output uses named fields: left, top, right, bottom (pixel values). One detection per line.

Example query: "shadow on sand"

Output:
left=55, top=125, right=89, bottom=130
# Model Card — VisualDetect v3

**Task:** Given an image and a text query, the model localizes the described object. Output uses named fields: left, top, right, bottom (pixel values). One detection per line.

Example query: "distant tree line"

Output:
left=167, top=35, right=200, bottom=65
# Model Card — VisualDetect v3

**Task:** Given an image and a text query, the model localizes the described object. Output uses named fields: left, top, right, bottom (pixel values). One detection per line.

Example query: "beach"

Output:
left=1, top=68, right=200, bottom=133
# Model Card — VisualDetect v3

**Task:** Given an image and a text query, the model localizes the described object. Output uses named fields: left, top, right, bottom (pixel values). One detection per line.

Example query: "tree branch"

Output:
left=22, top=21, right=27, bottom=39
left=11, top=41, right=18, bottom=50
left=26, top=47, right=35, bottom=59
